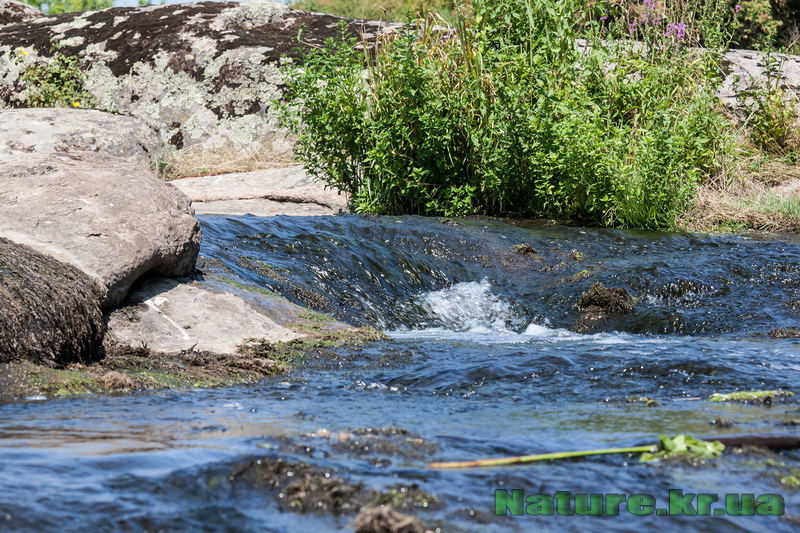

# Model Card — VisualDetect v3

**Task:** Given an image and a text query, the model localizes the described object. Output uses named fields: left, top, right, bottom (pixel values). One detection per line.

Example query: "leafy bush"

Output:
left=14, top=41, right=95, bottom=108
left=279, top=0, right=735, bottom=229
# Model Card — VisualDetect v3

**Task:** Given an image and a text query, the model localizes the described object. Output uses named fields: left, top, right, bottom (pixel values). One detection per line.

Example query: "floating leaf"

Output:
left=640, top=434, right=724, bottom=463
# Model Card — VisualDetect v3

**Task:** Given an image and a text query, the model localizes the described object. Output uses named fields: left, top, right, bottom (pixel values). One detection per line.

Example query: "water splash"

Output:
left=401, top=279, right=517, bottom=333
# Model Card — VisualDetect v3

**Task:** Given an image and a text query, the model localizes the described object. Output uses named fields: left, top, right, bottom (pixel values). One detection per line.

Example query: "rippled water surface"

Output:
left=2, top=215, right=799, bottom=532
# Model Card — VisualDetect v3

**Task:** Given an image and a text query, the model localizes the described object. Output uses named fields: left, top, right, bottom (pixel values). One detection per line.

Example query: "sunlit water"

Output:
left=1, top=215, right=799, bottom=532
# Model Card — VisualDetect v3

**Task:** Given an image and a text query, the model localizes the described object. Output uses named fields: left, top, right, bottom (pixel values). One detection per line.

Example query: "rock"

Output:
left=0, top=152, right=201, bottom=308
left=0, top=237, right=104, bottom=367
left=718, top=48, right=800, bottom=115
left=577, top=282, right=637, bottom=314
left=0, top=0, right=43, bottom=26
left=0, top=108, right=163, bottom=167
left=106, top=277, right=302, bottom=354
left=0, top=1, right=397, bottom=155
left=511, top=243, right=537, bottom=256
left=170, top=165, right=348, bottom=216
left=574, top=281, right=637, bottom=333
left=354, top=505, right=427, bottom=533
left=769, top=327, right=800, bottom=338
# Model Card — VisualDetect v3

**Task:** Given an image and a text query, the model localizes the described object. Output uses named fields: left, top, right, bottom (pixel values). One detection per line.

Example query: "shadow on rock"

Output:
left=0, top=237, right=104, bottom=366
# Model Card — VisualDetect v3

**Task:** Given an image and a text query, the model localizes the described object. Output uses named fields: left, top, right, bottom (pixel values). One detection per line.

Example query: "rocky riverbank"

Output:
left=0, top=105, right=370, bottom=400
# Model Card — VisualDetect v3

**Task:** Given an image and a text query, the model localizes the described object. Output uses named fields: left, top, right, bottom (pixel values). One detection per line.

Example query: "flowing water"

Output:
left=2, top=214, right=800, bottom=532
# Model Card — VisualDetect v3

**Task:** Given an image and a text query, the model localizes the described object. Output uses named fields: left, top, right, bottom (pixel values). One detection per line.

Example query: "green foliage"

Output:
left=640, top=434, right=725, bottom=462
left=279, top=0, right=736, bottom=229
left=733, top=0, right=782, bottom=50
left=14, top=41, right=94, bottom=108
left=21, top=0, right=112, bottom=15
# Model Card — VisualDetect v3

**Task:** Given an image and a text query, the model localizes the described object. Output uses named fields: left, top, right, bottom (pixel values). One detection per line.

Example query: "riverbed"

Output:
left=1, top=214, right=798, bottom=532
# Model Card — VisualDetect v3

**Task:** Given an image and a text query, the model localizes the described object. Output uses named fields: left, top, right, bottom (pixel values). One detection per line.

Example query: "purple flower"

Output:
left=600, top=14, right=608, bottom=22
left=629, top=21, right=638, bottom=35
left=734, top=4, right=741, bottom=13
left=665, top=22, right=687, bottom=41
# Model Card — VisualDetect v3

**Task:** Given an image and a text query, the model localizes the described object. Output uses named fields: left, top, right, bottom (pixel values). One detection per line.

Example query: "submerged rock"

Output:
left=0, top=152, right=200, bottom=308
left=769, top=327, right=800, bottom=339
left=709, top=389, right=795, bottom=404
left=354, top=506, right=427, bottom=533
left=0, top=108, right=163, bottom=167
left=0, top=237, right=104, bottom=366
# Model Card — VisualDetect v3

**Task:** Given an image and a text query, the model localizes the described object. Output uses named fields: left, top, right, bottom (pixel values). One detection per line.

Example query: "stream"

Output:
left=1, top=214, right=799, bottom=532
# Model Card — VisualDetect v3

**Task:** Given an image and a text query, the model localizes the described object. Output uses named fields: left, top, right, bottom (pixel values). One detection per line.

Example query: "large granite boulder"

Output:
left=0, top=0, right=43, bottom=26
left=0, top=237, right=104, bottom=367
left=0, top=108, right=163, bottom=167
left=0, top=1, right=395, bottom=154
left=0, top=152, right=201, bottom=309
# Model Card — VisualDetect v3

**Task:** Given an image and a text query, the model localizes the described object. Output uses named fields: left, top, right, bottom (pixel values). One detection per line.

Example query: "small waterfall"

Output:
left=399, top=279, right=522, bottom=334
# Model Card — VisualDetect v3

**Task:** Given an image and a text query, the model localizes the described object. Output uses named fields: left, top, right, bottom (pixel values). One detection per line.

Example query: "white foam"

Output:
left=407, top=278, right=517, bottom=333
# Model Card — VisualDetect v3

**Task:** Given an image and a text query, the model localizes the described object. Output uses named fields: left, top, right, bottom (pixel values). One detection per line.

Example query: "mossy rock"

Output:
left=709, top=390, right=795, bottom=404
left=577, top=282, right=637, bottom=314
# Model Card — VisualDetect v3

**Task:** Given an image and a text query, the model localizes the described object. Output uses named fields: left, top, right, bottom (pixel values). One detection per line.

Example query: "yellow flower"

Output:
left=73, top=102, right=80, bottom=107
left=18, top=48, right=28, bottom=56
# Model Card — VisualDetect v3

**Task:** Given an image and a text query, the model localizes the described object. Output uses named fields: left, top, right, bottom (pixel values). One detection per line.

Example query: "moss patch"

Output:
left=709, top=389, right=795, bottom=404
left=0, top=326, right=386, bottom=401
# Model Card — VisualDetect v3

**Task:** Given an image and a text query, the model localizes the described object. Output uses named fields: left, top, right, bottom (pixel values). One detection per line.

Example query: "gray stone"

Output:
left=171, top=165, right=348, bottom=216
left=0, top=236, right=104, bottom=367
left=0, top=1, right=397, bottom=155
left=0, top=108, right=163, bottom=167
left=0, top=0, right=43, bottom=26
left=0, top=152, right=201, bottom=309
left=106, top=277, right=302, bottom=354
left=718, top=48, right=800, bottom=116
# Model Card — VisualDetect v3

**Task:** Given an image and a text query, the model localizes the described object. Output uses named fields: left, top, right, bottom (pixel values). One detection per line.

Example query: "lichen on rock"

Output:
left=0, top=1, right=397, bottom=155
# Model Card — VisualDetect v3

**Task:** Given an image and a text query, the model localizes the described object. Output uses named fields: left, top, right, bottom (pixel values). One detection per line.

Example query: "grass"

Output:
left=158, top=140, right=296, bottom=181
left=682, top=156, right=800, bottom=232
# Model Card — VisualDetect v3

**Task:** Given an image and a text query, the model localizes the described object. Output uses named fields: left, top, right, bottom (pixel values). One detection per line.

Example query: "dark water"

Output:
left=2, top=215, right=800, bottom=532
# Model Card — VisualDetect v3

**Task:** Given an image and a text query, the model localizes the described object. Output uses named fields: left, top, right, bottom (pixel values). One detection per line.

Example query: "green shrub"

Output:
left=279, top=0, right=735, bottom=229
left=14, top=41, right=95, bottom=109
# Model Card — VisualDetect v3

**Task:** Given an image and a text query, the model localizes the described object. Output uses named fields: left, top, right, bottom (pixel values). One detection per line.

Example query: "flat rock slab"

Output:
left=171, top=165, right=348, bottom=216
left=0, top=152, right=201, bottom=308
left=107, top=277, right=304, bottom=353
left=0, top=108, right=163, bottom=167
